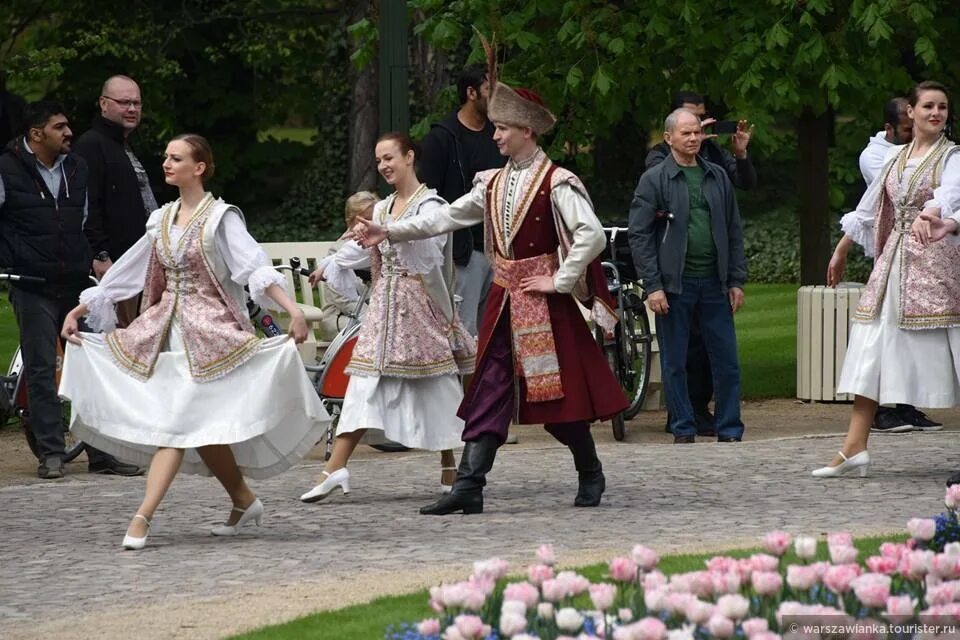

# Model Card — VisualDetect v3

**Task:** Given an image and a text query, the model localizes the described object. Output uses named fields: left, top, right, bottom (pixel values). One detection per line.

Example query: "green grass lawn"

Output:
left=232, top=534, right=903, bottom=640
left=736, top=283, right=797, bottom=399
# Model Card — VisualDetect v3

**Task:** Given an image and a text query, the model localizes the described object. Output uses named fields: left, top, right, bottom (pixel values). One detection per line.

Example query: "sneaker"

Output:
left=88, top=457, right=146, bottom=476
left=871, top=407, right=913, bottom=434
left=899, top=406, right=943, bottom=432
left=38, top=456, right=64, bottom=479
left=695, top=410, right=717, bottom=437
left=673, top=435, right=695, bottom=444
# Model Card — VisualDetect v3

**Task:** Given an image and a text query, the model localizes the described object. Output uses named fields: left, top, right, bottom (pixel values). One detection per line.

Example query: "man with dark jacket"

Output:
left=0, top=101, right=143, bottom=478
left=629, top=109, right=747, bottom=444
left=645, top=90, right=755, bottom=436
left=419, top=66, right=505, bottom=336
left=74, top=75, right=157, bottom=326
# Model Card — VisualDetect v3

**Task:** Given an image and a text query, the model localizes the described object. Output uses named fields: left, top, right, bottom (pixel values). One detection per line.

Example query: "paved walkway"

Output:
left=1, top=430, right=957, bottom=639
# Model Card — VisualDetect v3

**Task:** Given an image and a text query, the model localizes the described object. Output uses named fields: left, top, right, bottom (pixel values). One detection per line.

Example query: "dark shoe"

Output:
left=369, top=441, right=412, bottom=453
left=38, top=456, right=64, bottom=479
left=898, top=406, right=943, bottom=432
left=574, top=470, right=605, bottom=507
left=88, top=457, right=146, bottom=476
left=718, top=436, right=742, bottom=442
left=694, top=410, right=717, bottom=437
left=420, top=491, right=483, bottom=515
left=871, top=407, right=913, bottom=434
left=673, top=435, right=695, bottom=444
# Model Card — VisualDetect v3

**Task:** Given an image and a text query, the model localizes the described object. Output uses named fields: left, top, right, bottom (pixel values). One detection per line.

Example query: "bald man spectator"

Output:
left=74, top=75, right=157, bottom=326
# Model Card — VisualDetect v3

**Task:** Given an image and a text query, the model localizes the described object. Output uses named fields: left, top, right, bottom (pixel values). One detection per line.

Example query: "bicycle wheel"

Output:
left=621, top=293, right=653, bottom=419
left=595, top=326, right=627, bottom=441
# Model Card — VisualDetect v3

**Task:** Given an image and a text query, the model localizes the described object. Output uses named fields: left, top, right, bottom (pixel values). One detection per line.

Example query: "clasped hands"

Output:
left=910, top=208, right=959, bottom=246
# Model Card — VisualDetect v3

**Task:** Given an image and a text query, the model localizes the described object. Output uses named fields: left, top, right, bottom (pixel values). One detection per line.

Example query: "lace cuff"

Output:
left=247, top=266, right=287, bottom=310
left=392, top=237, right=445, bottom=275
left=839, top=211, right=876, bottom=258
left=79, top=286, right=118, bottom=333
left=318, top=255, right=360, bottom=302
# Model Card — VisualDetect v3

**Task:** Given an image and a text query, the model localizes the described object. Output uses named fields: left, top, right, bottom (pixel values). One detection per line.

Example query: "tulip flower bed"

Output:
left=386, top=487, right=960, bottom=640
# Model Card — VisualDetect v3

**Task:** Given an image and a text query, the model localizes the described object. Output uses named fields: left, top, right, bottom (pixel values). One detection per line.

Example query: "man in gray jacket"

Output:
left=629, top=109, right=747, bottom=444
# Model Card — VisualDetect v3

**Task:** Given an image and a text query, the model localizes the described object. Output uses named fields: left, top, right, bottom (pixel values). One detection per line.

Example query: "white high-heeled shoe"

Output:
left=300, top=468, right=351, bottom=503
left=211, top=498, right=264, bottom=536
left=441, top=466, right=457, bottom=494
left=811, top=450, right=870, bottom=478
left=122, top=514, right=151, bottom=550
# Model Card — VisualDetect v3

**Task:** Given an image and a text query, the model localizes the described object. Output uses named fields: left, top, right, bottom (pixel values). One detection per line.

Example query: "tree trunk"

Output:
left=796, top=105, right=834, bottom=285
left=347, top=0, right=379, bottom=193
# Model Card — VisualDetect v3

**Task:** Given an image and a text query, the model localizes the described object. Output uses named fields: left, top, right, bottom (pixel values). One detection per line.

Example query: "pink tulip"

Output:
left=632, top=617, right=667, bottom=640
left=829, top=544, right=859, bottom=565
left=741, top=617, right=769, bottom=636
left=664, top=591, right=695, bottom=615
left=762, top=531, right=792, bottom=557
left=609, top=556, right=639, bottom=582
left=554, top=607, right=584, bottom=632
left=537, top=602, right=554, bottom=620
left=749, top=553, right=780, bottom=573
left=417, top=618, right=440, bottom=635
left=883, top=595, right=916, bottom=623
left=810, top=561, right=832, bottom=578
left=632, top=544, right=660, bottom=571
left=879, top=542, right=908, bottom=561
left=453, top=614, right=490, bottom=639
left=794, top=535, right=818, bottom=560
left=687, top=571, right=715, bottom=598
left=589, top=583, right=617, bottom=610
left=823, top=564, right=862, bottom=594
left=528, top=563, right=554, bottom=586
left=684, top=598, right=715, bottom=625
left=945, top=484, right=960, bottom=509
left=710, top=570, right=741, bottom=595
left=707, top=614, right=735, bottom=638
left=933, top=553, right=960, bottom=579
left=828, top=532, right=854, bottom=548
left=501, top=600, right=526, bottom=617
left=851, top=573, right=891, bottom=608
left=865, top=555, right=899, bottom=575
left=536, top=543, right=556, bottom=566
left=716, top=593, right=750, bottom=620
left=706, top=555, right=739, bottom=573
left=642, top=570, right=667, bottom=591
left=786, top=565, right=819, bottom=591
left=472, top=558, right=510, bottom=580
left=925, top=581, right=960, bottom=606
left=618, top=608, right=634, bottom=622
left=644, top=586, right=668, bottom=612
left=498, top=612, right=527, bottom=637
left=541, top=578, right=566, bottom=602
left=503, top=582, right=540, bottom=609
left=900, top=550, right=935, bottom=579
left=461, top=586, right=487, bottom=612
left=751, top=570, right=783, bottom=596
left=907, top=518, right=937, bottom=542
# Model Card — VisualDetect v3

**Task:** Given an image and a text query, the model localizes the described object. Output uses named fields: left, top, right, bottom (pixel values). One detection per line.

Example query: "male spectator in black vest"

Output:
left=645, top=91, right=755, bottom=438
left=74, top=75, right=157, bottom=327
left=0, top=101, right=144, bottom=478
left=419, top=66, right=506, bottom=336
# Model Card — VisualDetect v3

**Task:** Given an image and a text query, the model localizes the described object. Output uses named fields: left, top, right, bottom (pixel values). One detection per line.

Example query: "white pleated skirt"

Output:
left=59, top=327, right=330, bottom=479
left=838, top=256, right=960, bottom=407
left=337, top=374, right=464, bottom=451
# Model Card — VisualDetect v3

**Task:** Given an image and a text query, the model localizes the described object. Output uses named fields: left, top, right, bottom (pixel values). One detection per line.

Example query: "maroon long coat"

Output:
left=458, top=165, right=629, bottom=425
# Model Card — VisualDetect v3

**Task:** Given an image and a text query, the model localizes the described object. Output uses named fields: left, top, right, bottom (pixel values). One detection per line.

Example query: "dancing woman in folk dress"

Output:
left=60, top=134, right=329, bottom=548
left=813, top=81, right=960, bottom=478
left=299, top=132, right=476, bottom=503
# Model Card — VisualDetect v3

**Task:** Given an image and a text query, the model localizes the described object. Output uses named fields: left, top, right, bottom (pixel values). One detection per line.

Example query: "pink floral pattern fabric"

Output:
left=107, top=206, right=260, bottom=381
left=855, top=139, right=960, bottom=329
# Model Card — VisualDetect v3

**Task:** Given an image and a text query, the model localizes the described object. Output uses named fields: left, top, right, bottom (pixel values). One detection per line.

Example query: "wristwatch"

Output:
left=95, top=250, right=110, bottom=262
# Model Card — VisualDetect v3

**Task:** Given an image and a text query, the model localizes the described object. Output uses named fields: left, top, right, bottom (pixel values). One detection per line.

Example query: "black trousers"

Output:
left=10, top=287, right=109, bottom=463
left=686, top=312, right=714, bottom=415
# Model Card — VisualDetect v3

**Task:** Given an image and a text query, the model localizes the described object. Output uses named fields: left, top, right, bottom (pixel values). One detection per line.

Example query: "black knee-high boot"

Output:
left=546, top=423, right=605, bottom=507
left=420, top=433, right=499, bottom=515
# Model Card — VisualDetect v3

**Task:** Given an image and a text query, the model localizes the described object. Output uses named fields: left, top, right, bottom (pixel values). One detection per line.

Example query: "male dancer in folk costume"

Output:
left=355, top=68, right=629, bottom=515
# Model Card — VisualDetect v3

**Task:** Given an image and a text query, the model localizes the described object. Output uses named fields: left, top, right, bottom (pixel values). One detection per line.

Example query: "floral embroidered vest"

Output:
left=106, top=197, right=260, bottom=381
left=854, top=137, right=960, bottom=329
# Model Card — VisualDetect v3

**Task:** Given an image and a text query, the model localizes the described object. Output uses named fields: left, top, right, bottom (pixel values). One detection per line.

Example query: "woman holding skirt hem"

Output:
left=60, top=134, right=329, bottom=548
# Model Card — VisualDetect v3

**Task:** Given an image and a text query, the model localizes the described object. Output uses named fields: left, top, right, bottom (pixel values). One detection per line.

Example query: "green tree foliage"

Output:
left=410, top=0, right=960, bottom=283
left=1, top=0, right=349, bottom=238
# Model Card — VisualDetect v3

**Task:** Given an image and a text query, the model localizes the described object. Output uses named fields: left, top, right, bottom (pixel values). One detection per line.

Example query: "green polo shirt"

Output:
left=679, top=165, right=717, bottom=276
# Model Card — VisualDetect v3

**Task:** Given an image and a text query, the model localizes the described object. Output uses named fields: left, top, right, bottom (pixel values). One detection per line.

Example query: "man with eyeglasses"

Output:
left=74, top=75, right=158, bottom=326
